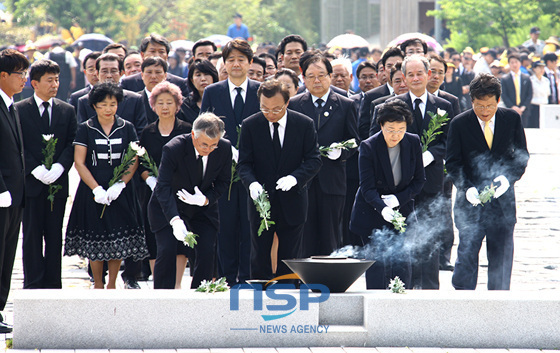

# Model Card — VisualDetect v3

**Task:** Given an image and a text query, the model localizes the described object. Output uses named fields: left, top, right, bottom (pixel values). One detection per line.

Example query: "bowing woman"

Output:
left=349, top=99, right=425, bottom=290
left=139, top=81, right=191, bottom=287
left=64, top=82, right=149, bottom=289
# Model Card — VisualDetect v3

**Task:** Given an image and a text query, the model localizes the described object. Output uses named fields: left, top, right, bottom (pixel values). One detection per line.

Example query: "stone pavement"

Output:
left=0, top=128, right=559, bottom=351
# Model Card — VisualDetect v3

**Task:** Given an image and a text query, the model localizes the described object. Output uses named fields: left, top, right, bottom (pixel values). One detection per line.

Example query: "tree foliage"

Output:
left=428, top=0, right=559, bottom=51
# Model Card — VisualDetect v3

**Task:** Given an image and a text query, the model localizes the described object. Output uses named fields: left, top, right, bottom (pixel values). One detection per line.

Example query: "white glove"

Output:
left=31, top=165, right=49, bottom=184
left=106, top=181, right=126, bottom=202
left=422, top=151, right=434, bottom=167
left=170, top=217, right=189, bottom=242
left=465, top=187, right=480, bottom=206
left=381, top=207, right=396, bottom=223
left=0, top=191, right=12, bottom=208
left=231, top=146, right=239, bottom=163
left=276, top=175, right=297, bottom=192
left=249, top=182, right=263, bottom=200
left=43, top=163, right=64, bottom=184
left=493, top=175, right=510, bottom=199
left=92, top=186, right=110, bottom=205
left=327, top=143, right=342, bottom=160
left=145, top=176, right=157, bottom=191
left=177, top=186, right=207, bottom=206
left=382, top=194, right=399, bottom=209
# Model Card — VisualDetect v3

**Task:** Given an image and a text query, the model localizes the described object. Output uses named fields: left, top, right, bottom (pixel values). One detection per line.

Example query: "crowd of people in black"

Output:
left=0, top=28, right=541, bottom=332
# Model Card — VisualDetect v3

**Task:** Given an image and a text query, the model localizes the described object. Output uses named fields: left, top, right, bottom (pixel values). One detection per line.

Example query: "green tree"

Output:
left=429, top=0, right=541, bottom=50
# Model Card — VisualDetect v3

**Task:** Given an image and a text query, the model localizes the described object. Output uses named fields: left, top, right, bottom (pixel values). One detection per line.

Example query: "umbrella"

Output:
left=33, top=36, right=65, bottom=51
left=72, top=33, right=113, bottom=51
left=171, top=40, right=194, bottom=51
left=327, top=34, right=369, bottom=49
left=203, top=34, right=233, bottom=48
left=387, top=32, right=443, bottom=53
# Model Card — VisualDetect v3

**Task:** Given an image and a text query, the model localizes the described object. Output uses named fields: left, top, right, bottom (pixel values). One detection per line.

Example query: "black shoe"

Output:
left=439, top=261, right=455, bottom=271
left=123, top=278, right=141, bottom=289
left=0, top=321, right=12, bottom=334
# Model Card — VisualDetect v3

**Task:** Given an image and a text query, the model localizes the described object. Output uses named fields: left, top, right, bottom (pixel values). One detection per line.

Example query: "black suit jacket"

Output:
left=446, top=108, right=529, bottom=225
left=543, top=71, right=558, bottom=104
left=386, top=92, right=454, bottom=194
left=0, top=99, right=25, bottom=207
left=139, top=89, right=159, bottom=125
left=436, top=90, right=460, bottom=119
left=350, top=132, right=425, bottom=237
left=289, top=90, right=359, bottom=196
left=16, top=97, right=77, bottom=198
left=200, top=79, right=261, bottom=147
left=238, top=109, right=322, bottom=226
left=367, top=93, right=395, bottom=138
left=148, top=134, right=232, bottom=233
left=77, top=89, right=148, bottom=136
left=296, top=84, right=348, bottom=97
left=501, top=73, right=533, bottom=120
left=68, top=85, right=91, bottom=112
left=121, top=72, right=190, bottom=97
left=358, top=83, right=391, bottom=140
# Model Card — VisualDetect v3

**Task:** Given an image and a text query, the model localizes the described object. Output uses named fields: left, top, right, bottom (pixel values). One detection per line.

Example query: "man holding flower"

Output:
left=16, top=59, right=77, bottom=289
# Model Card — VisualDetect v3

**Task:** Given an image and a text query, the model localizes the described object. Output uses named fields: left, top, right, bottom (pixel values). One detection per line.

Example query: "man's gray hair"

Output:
left=401, top=54, right=430, bottom=75
left=193, top=112, right=226, bottom=139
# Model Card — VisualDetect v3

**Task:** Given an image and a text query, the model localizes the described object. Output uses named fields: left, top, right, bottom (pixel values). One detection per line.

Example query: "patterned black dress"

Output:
left=64, top=116, right=149, bottom=262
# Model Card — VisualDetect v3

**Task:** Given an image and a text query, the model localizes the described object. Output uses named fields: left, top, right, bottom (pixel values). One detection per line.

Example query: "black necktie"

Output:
left=42, top=101, right=50, bottom=126
left=233, top=87, right=244, bottom=124
left=314, top=98, right=324, bottom=128
left=413, top=98, right=423, bottom=130
left=272, top=122, right=281, bottom=164
left=196, top=155, right=204, bottom=185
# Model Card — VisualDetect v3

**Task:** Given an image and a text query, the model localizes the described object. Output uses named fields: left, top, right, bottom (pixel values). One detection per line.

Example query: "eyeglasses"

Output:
left=9, top=71, right=28, bottom=79
left=473, top=104, right=497, bottom=111
left=305, top=73, right=328, bottom=81
left=260, top=104, right=286, bottom=114
left=383, top=129, right=406, bottom=135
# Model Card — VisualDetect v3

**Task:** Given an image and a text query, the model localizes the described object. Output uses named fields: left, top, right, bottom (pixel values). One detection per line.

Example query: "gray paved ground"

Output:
left=0, top=129, right=558, bottom=351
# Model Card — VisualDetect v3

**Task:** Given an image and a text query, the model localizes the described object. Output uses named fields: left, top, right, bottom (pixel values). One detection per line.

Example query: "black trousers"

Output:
left=302, top=180, right=345, bottom=257
left=154, top=215, right=216, bottom=289
left=217, top=182, right=251, bottom=286
left=410, top=191, right=441, bottom=289
left=0, top=206, right=23, bottom=311
left=22, top=192, right=66, bottom=289
left=439, top=176, right=455, bottom=265
left=452, top=205, right=515, bottom=290
left=250, top=198, right=304, bottom=280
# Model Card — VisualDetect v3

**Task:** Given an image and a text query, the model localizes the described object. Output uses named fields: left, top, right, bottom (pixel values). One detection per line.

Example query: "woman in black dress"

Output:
left=140, top=81, right=192, bottom=288
left=64, top=82, right=148, bottom=289
left=180, top=59, right=219, bottom=124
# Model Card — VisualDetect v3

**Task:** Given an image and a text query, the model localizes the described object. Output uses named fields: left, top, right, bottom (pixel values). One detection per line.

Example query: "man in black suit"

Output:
left=16, top=59, right=77, bottom=289
left=381, top=55, right=455, bottom=290
left=426, top=54, right=460, bottom=272
left=289, top=54, right=359, bottom=257
left=139, top=56, right=168, bottom=124
left=543, top=53, right=559, bottom=104
left=77, top=53, right=147, bottom=136
left=277, top=35, right=308, bottom=85
left=447, top=73, right=529, bottom=290
left=0, top=49, right=29, bottom=333
left=358, top=47, right=404, bottom=142
left=149, top=113, right=232, bottom=289
left=68, top=51, right=100, bottom=111
left=501, top=53, right=533, bottom=128
left=120, top=34, right=189, bottom=96
left=238, top=79, right=322, bottom=279
left=200, top=39, right=261, bottom=286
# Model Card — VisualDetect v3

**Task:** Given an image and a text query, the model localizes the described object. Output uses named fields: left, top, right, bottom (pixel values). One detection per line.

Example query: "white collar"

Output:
left=33, top=94, right=54, bottom=109
left=0, top=88, right=14, bottom=110
left=228, top=78, right=249, bottom=94
left=269, top=111, right=288, bottom=128
left=312, top=89, right=330, bottom=104
left=409, top=90, right=428, bottom=104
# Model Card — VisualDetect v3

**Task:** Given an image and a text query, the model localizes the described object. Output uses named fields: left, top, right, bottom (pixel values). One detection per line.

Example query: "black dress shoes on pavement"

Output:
left=0, top=321, right=12, bottom=334
left=123, top=278, right=141, bottom=289
left=439, top=261, right=455, bottom=271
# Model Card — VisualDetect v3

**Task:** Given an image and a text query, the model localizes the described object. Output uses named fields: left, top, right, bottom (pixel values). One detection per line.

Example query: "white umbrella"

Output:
left=204, top=34, right=233, bottom=48
left=387, top=32, right=444, bottom=53
left=171, top=40, right=194, bottom=51
left=327, top=34, right=369, bottom=49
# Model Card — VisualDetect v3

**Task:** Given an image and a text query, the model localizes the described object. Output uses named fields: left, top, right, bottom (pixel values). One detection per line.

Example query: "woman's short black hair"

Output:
left=88, top=82, right=124, bottom=109
left=376, top=99, right=413, bottom=126
left=274, top=68, right=299, bottom=88
left=187, top=59, right=219, bottom=102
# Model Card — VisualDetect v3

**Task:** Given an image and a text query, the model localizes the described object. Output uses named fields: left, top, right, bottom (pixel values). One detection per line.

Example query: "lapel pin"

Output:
left=324, top=111, right=329, bottom=117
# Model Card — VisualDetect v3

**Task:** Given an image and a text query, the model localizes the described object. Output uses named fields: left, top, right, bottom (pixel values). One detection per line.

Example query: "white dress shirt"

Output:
left=268, top=112, right=287, bottom=147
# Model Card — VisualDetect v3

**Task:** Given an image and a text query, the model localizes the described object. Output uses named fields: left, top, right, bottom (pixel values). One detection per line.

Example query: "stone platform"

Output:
left=12, top=289, right=560, bottom=350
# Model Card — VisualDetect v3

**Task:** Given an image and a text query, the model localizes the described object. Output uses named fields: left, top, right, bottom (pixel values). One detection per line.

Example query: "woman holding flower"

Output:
left=64, top=82, right=148, bottom=289
left=138, top=81, right=191, bottom=287
left=349, top=100, right=425, bottom=290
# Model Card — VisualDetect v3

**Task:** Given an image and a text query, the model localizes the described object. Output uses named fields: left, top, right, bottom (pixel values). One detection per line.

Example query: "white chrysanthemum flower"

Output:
left=130, top=141, right=141, bottom=152
left=42, top=134, right=54, bottom=141
left=437, top=108, right=447, bottom=117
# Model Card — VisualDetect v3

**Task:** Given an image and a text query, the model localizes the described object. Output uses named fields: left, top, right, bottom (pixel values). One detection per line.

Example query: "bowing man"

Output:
left=238, top=79, right=322, bottom=280
left=16, top=59, right=77, bottom=289
left=149, top=113, right=232, bottom=289
left=447, top=73, right=529, bottom=290
left=289, top=54, right=359, bottom=257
